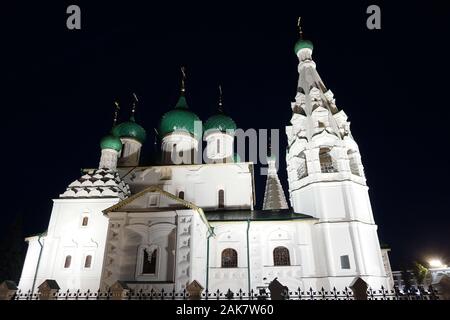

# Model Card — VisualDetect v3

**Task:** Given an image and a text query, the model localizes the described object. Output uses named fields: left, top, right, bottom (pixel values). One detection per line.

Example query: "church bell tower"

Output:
left=285, top=19, right=390, bottom=289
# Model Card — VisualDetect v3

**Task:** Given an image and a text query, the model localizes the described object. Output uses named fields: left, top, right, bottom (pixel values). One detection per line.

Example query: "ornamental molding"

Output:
left=103, top=185, right=214, bottom=237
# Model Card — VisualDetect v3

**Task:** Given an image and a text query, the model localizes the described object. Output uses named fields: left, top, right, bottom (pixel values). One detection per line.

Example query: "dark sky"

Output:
left=2, top=1, right=449, bottom=270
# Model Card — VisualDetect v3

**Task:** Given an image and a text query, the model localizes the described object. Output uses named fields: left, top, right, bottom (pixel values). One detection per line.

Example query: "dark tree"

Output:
left=400, top=268, right=412, bottom=291
left=0, top=214, right=26, bottom=283
left=412, top=261, right=429, bottom=287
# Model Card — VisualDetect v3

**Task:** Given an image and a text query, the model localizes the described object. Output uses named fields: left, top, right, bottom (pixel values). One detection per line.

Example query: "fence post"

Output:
left=110, top=281, right=130, bottom=300
left=37, top=280, right=60, bottom=300
left=268, top=278, right=289, bottom=300
left=432, top=275, right=449, bottom=300
left=225, top=289, right=234, bottom=300
left=349, top=277, right=368, bottom=300
left=0, top=281, right=18, bottom=300
left=186, top=280, right=204, bottom=300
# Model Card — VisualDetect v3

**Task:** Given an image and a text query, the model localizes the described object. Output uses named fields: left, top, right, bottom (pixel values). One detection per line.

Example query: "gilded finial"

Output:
left=131, top=92, right=138, bottom=116
left=181, top=66, right=186, bottom=93
left=297, top=16, right=303, bottom=39
left=113, top=101, right=120, bottom=127
left=218, top=85, right=223, bottom=113
left=153, top=128, right=159, bottom=146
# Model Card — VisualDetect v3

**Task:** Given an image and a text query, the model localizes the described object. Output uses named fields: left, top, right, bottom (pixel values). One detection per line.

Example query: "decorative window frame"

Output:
left=83, top=252, right=95, bottom=270
left=135, top=244, right=160, bottom=281
left=217, top=187, right=225, bottom=209
left=177, top=188, right=185, bottom=200
left=272, top=246, right=292, bottom=266
left=216, top=138, right=222, bottom=156
left=63, top=253, right=74, bottom=270
left=148, top=193, right=159, bottom=207
left=80, top=211, right=90, bottom=228
left=220, top=248, right=238, bottom=268
left=266, top=229, right=298, bottom=267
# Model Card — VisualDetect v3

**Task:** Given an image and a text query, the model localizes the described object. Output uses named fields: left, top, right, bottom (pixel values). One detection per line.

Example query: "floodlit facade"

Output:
left=18, top=29, right=392, bottom=294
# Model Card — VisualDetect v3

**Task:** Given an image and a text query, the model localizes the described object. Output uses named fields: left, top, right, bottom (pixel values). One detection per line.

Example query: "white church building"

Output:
left=18, top=27, right=393, bottom=295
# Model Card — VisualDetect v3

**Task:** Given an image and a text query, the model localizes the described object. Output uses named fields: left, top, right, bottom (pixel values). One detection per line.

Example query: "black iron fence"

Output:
left=10, top=286, right=439, bottom=301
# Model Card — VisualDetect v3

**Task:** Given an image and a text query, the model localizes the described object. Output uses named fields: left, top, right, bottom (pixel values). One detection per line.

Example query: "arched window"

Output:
left=142, top=248, right=157, bottom=274
left=347, top=150, right=360, bottom=176
left=82, top=216, right=89, bottom=227
left=84, top=255, right=92, bottom=268
left=296, top=152, right=308, bottom=179
left=318, top=121, right=326, bottom=128
left=319, top=147, right=337, bottom=173
left=218, top=189, right=225, bottom=208
left=64, top=255, right=72, bottom=269
left=171, top=143, right=177, bottom=163
left=273, top=247, right=291, bottom=266
left=221, top=248, right=237, bottom=268
left=178, top=191, right=185, bottom=200
left=120, top=143, right=127, bottom=158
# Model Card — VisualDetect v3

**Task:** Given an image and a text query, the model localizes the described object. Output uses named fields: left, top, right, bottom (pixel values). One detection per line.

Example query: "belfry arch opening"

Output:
left=297, top=152, right=308, bottom=179
left=347, top=150, right=361, bottom=176
left=319, top=147, right=337, bottom=173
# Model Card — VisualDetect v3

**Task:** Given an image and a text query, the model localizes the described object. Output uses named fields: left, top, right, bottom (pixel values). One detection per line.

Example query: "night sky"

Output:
left=2, top=1, right=449, bottom=270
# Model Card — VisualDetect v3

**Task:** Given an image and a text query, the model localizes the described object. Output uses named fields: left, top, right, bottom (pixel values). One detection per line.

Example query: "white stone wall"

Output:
left=119, top=163, right=255, bottom=211
left=18, top=198, right=119, bottom=292
left=290, top=181, right=374, bottom=223
left=202, top=219, right=389, bottom=292
left=206, top=219, right=315, bottom=292
left=18, top=236, right=44, bottom=292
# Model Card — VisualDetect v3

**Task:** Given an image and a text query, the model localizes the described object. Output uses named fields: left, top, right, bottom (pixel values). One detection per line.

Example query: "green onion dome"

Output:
left=159, top=95, right=202, bottom=138
left=111, top=116, right=146, bottom=143
left=294, top=39, right=314, bottom=55
left=204, top=113, right=237, bottom=134
left=100, top=135, right=122, bottom=152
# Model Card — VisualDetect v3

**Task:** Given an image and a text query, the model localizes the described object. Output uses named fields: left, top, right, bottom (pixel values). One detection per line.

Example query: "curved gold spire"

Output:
left=297, top=16, right=303, bottom=39
left=218, top=85, right=223, bottom=113
left=131, top=92, right=139, bottom=117
left=113, top=101, right=120, bottom=127
left=180, top=66, right=187, bottom=94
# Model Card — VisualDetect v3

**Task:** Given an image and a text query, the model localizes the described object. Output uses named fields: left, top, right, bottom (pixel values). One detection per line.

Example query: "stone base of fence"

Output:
left=7, top=286, right=441, bottom=301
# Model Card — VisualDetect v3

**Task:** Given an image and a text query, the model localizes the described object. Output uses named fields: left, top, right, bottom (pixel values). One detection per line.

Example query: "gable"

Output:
left=103, top=186, right=214, bottom=236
